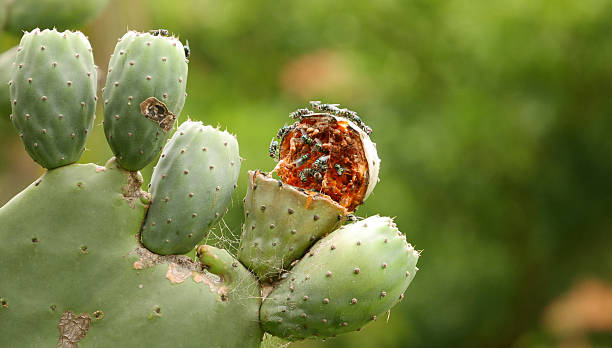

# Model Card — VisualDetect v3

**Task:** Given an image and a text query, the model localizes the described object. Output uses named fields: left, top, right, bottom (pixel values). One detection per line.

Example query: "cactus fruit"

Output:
left=238, top=170, right=347, bottom=280
left=103, top=30, right=188, bottom=171
left=238, top=102, right=381, bottom=280
left=274, top=103, right=381, bottom=211
left=141, top=121, right=241, bottom=255
left=1, top=28, right=421, bottom=347
left=260, top=216, right=419, bottom=340
left=9, top=28, right=97, bottom=169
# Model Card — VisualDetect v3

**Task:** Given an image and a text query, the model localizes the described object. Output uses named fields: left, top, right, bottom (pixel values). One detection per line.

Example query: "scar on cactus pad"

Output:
left=140, top=96, right=176, bottom=132
left=272, top=101, right=380, bottom=211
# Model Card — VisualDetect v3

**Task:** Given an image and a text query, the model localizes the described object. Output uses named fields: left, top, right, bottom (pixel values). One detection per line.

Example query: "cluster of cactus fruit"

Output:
left=0, top=28, right=420, bottom=347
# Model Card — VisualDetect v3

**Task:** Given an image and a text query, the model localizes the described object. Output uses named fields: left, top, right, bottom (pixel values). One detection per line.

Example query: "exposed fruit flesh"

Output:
left=274, top=115, right=368, bottom=211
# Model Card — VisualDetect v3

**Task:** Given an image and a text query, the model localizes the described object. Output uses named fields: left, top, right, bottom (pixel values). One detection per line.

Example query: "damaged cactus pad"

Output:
left=239, top=102, right=384, bottom=281
left=103, top=30, right=188, bottom=171
left=0, top=29, right=420, bottom=347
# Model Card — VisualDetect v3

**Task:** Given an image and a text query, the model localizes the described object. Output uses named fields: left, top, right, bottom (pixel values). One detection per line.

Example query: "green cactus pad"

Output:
left=9, top=28, right=97, bottom=169
left=260, top=215, right=419, bottom=340
left=0, top=159, right=263, bottom=347
left=238, top=171, right=347, bottom=281
left=103, top=30, right=188, bottom=171
left=141, top=121, right=241, bottom=255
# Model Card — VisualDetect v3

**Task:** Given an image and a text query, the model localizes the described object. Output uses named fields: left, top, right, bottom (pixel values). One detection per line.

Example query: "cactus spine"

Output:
left=9, top=28, right=97, bottom=169
left=103, top=30, right=188, bottom=171
left=141, top=121, right=241, bottom=255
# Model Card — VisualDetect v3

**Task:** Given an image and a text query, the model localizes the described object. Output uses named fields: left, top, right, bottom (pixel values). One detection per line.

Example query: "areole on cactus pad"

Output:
left=1, top=28, right=420, bottom=347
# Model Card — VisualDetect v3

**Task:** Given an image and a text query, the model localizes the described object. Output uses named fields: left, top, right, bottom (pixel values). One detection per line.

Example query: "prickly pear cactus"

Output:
left=0, top=29, right=421, bottom=347
left=238, top=102, right=382, bottom=281
left=142, top=120, right=241, bottom=255
left=103, top=30, right=188, bottom=171
left=0, top=159, right=263, bottom=347
left=238, top=171, right=347, bottom=280
left=9, top=28, right=97, bottom=169
left=260, top=216, right=419, bottom=340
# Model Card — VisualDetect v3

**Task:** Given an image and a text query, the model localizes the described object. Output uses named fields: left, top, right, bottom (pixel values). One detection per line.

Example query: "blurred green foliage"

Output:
left=2, top=0, right=612, bottom=347
left=1, top=0, right=109, bottom=35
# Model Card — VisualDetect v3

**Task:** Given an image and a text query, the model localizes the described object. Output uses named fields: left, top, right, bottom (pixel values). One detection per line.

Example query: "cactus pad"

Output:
left=9, top=28, right=97, bottom=169
left=0, top=159, right=263, bottom=347
left=238, top=171, right=347, bottom=280
left=103, top=30, right=188, bottom=171
left=141, top=121, right=241, bottom=255
left=260, top=215, right=419, bottom=340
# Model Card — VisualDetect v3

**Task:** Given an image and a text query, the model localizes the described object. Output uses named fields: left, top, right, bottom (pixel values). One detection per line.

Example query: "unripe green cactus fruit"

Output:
left=260, top=215, right=420, bottom=340
left=103, top=30, right=188, bottom=171
left=238, top=170, right=347, bottom=280
left=141, top=121, right=241, bottom=255
left=9, top=28, right=97, bottom=169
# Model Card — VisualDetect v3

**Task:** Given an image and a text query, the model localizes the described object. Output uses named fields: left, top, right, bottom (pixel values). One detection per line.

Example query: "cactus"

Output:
left=0, top=29, right=421, bottom=347
left=259, top=216, right=419, bottom=340
left=238, top=170, right=347, bottom=280
left=1, top=0, right=110, bottom=119
left=9, top=28, right=97, bottom=169
left=103, top=30, right=188, bottom=171
left=141, top=121, right=241, bottom=255
left=0, top=159, right=263, bottom=347
left=238, top=103, right=381, bottom=280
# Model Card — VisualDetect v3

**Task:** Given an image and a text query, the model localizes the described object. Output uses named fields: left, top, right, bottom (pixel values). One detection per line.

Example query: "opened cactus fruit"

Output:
left=0, top=29, right=420, bottom=347
left=238, top=102, right=382, bottom=280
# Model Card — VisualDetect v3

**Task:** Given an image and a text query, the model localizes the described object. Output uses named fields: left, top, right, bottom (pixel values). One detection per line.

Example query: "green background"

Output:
left=1, top=0, right=611, bottom=347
